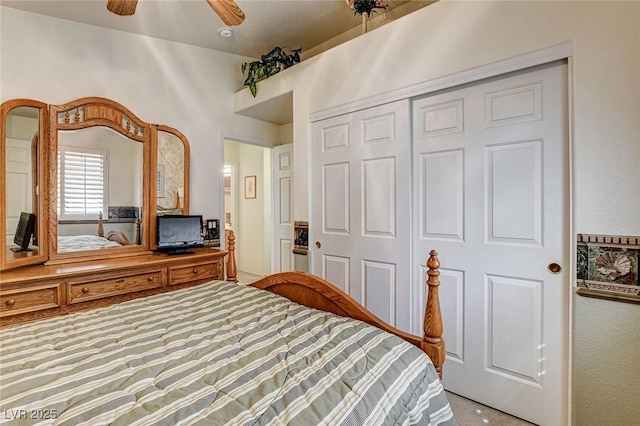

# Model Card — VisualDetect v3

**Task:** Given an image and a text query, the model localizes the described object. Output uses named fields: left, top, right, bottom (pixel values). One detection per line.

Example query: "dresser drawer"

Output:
left=169, top=261, right=220, bottom=285
left=69, top=270, right=163, bottom=303
left=0, top=283, right=63, bottom=317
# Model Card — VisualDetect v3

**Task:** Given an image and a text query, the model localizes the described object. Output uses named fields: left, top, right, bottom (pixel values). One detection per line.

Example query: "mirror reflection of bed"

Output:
left=56, top=213, right=140, bottom=253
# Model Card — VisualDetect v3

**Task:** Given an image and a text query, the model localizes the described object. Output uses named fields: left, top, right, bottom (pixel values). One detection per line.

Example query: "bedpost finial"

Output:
left=225, top=229, right=238, bottom=283
left=427, top=250, right=440, bottom=271
left=97, top=212, right=104, bottom=238
left=426, top=250, right=440, bottom=285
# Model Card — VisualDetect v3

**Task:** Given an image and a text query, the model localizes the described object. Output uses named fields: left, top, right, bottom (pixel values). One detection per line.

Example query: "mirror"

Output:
left=155, top=126, right=189, bottom=215
left=151, top=125, right=190, bottom=248
left=48, top=97, right=151, bottom=263
left=1, top=100, right=48, bottom=270
left=1, top=97, right=192, bottom=267
left=57, top=126, right=143, bottom=252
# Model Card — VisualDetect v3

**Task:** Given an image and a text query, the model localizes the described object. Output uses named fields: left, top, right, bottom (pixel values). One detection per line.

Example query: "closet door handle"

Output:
left=315, top=241, right=321, bottom=249
left=547, top=263, right=562, bottom=274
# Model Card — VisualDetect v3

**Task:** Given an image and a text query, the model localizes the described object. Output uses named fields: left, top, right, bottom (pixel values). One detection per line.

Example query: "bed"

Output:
left=0, top=245, right=455, bottom=425
left=57, top=234, right=124, bottom=252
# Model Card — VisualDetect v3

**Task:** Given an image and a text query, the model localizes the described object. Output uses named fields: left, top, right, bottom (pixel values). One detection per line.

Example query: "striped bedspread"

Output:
left=57, top=235, right=122, bottom=252
left=0, top=281, right=455, bottom=425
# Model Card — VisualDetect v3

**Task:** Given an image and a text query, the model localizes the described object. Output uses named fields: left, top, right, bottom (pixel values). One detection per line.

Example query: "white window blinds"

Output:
left=57, top=147, right=108, bottom=219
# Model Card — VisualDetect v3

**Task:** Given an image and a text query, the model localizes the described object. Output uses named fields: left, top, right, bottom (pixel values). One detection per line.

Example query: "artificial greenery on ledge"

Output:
left=241, top=46, right=302, bottom=97
left=345, top=0, right=388, bottom=16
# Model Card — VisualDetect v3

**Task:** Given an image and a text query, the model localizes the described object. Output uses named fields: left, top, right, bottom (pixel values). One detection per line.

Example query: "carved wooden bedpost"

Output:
left=423, top=250, right=446, bottom=379
left=226, top=230, right=238, bottom=283
left=97, top=212, right=104, bottom=237
left=135, top=218, right=141, bottom=245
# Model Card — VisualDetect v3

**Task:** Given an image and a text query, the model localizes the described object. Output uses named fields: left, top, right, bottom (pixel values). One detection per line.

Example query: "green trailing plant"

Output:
left=241, top=46, right=302, bottom=97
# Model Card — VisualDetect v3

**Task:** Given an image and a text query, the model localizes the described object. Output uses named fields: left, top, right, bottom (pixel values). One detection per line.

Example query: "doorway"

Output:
left=224, top=139, right=272, bottom=281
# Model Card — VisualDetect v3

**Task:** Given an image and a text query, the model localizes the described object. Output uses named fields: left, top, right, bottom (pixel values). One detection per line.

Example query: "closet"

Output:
left=310, top=62, right=569, bottom=426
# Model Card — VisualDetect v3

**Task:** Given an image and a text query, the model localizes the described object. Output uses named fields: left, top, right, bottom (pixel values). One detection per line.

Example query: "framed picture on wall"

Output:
left=244, top=175, right=256, bottom=199
left=157, top=164, right=165, bottom=198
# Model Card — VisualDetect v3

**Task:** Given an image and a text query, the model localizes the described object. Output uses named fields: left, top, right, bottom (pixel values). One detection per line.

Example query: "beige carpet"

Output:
left=446, top=392, right=536, bottom=425
left=235, top=270, right=265, bottom=285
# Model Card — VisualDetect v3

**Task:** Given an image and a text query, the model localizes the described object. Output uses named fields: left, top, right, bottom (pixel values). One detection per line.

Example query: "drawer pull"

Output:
left=5, top=299, right=16, bottom=307
left=82, top=287, right=90, bottom=294
left=115, top=279, right=125, bottom=283
left=192, top=269, right=198, bottom=274
left=148, top=276, right=154, bottom=281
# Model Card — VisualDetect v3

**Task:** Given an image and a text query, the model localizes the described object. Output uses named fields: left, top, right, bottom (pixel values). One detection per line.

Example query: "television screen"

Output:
left=12, top=212, right=36, bottom=252
left=156, top=215, right=204, bottom=254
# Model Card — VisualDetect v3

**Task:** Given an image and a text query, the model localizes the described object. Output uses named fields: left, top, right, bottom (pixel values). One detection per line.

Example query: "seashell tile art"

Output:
left=587, top=246, right=637, bottom=285
left=577, top=234, right=639, bottom=301
left=594, top=251, right=632, bottom=280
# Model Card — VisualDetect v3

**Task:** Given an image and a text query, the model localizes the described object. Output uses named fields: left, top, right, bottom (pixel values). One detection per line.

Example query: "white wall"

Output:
left=5, top=115, right=39, bottom=141
left=237, top=143, right=269, bottom=275
left=0, top=6, right=281, bottom=221
left=234, top=1, right=640, bottom=424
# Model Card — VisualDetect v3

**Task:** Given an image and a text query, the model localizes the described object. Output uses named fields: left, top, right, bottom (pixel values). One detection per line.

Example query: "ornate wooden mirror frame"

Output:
left=0, top=99, right=49, bottom=271
left=47, top=97, right=152, bottom=264
left=1, top=96, right=193, bottom=269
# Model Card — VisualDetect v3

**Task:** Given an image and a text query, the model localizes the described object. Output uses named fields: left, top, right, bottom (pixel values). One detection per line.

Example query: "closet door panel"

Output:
left=312, top=100, right=412, bottom=332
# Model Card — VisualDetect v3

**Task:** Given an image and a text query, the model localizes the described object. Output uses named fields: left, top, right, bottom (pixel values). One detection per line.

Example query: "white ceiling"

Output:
left=1, top=0, right=434, bottom=59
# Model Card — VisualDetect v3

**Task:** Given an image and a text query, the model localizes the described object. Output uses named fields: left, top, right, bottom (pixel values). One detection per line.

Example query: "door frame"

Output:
left=218, top=132, right=275, bottom=270
left=307, top=41, right=575, bottom=423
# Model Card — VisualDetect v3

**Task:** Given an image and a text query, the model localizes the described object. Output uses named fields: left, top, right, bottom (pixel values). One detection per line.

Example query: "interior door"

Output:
left=5, top=138, right=33, bottom=245
left=273, top=143, right=294, bottom=272
left=311, top=99, right=412, bottom=332
left=412, top=62, right=569, bottom=425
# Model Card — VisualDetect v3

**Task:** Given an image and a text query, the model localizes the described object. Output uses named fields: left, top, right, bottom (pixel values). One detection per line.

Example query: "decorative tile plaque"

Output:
left=294, top=221, right=309, bottom=255
left=576, top=234, right=640, bottom=303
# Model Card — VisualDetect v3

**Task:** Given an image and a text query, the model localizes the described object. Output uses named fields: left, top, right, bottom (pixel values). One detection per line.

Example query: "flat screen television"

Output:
left=155, top=215, right=204, bottom=255
left=12, top=212, right=36, bottom=252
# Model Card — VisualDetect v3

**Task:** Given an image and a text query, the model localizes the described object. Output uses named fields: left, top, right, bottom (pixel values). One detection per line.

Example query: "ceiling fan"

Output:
left=106, top=0, right=246, bottom=26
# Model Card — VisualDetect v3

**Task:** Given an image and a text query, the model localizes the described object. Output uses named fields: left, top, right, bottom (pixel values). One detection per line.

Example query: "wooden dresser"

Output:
left=0, top=247, right=227, bottom=327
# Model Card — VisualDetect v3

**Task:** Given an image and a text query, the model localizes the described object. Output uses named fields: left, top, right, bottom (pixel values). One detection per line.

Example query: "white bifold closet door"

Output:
left=311, top=99, right=412, bottom=332
left=412, top=62, right=569, bottom=425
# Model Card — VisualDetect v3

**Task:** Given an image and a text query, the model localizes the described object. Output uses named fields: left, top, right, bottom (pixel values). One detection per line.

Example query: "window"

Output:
left=57, top=146, right=108, bottom=220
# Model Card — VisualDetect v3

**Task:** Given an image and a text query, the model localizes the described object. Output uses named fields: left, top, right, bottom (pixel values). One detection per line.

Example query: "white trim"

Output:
left=218, top=131, right=275, bottom=276
left=309, top=42, right=573, bottom=122
left=271, top=148, right=277, bottom=273
left=566, top=54, right=575, bottom=426
left=306, top=119, right=314, bottom=274
left=218, top=131, right=274, bottom=249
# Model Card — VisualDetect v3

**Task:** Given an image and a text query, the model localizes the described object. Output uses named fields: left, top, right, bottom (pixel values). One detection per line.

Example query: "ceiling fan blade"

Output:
left=206, top=0, right=246, bottom=26
left=107, top=0, right=138, bottom=16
